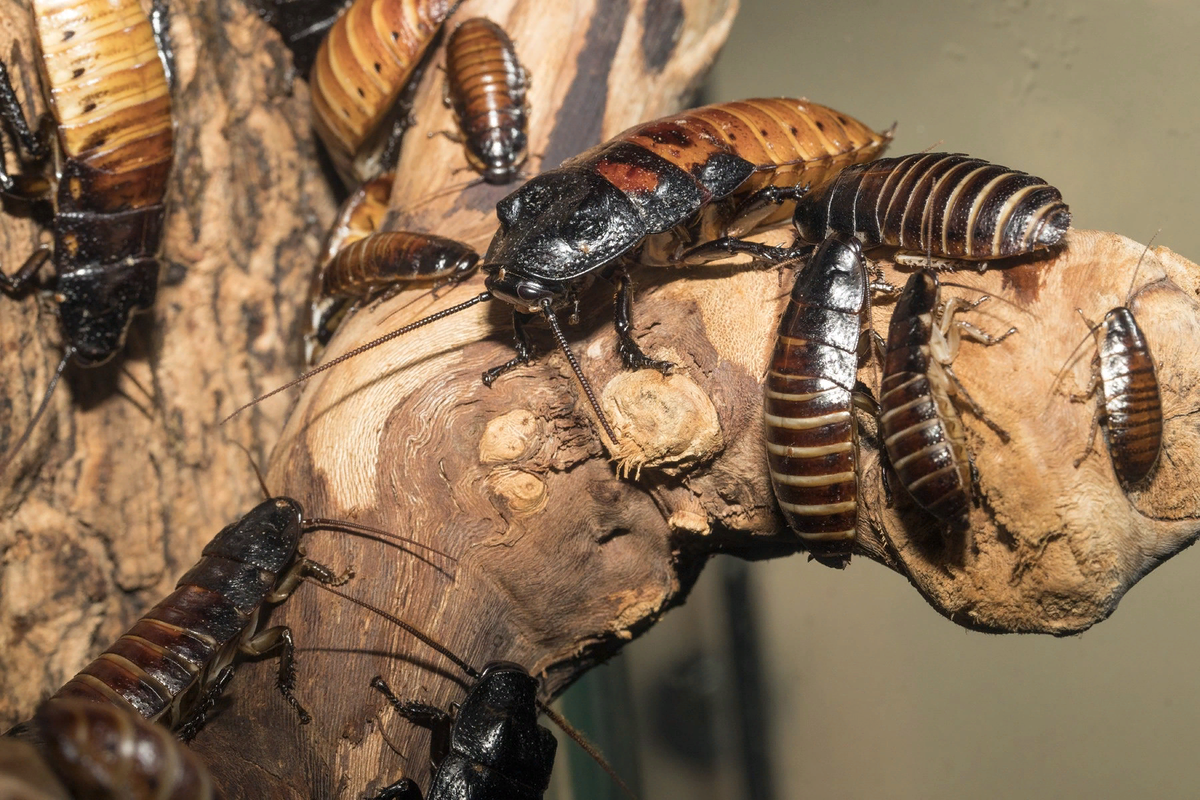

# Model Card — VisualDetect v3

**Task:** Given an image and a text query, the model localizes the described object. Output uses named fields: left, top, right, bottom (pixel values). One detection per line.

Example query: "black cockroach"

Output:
left=8, top=497, right=448, bottom=742
left=243, top=0, right=351, bottom=78
left=0, top=0, right=174, bottom=474
left=443, top=17, right=529, bottom=185
left=1055, top=245, right=1163, bottom=488
left=764, top=233, right=893, bottom=568
left=879, top=270, right=1016, bottom=528
left=690, top=152, right=1071, bottom=269
left=29, top=698, right=215, bottom=800
left=310, top=0, right=456, bottom=183
left=308, top=584, right=634, bottom=800
left=231, top=98, right=891, bottom=445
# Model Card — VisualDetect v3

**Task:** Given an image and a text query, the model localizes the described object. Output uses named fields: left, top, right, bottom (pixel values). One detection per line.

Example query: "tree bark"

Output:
left=3, top=0, right=1200, bottom=798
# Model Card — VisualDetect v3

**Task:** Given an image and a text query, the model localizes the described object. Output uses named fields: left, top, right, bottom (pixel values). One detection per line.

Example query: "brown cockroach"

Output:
left=764, top=234, right=894, bottom=568
left=232, top=98, right=891, bottom=445
left=0, top=0, right=174, bottom=474
left=879, top=270, right=1016, bottom=528
left=0, top=736, right=71, bottom=799
left=31, top=698, right=215, bottom=800
left=243, top=0, right=352, bottom=78
left=443, top=17, right=529, bottom=184
left=310, top=0, right=456, bottom=184
left=11, top=497, right=448, bottom=741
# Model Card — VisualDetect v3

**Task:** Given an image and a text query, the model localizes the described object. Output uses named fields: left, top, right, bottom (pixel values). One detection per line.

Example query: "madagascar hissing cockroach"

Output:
left=7, top=497, right=449, bottom=742
left=443, top=17, right=529, bottom=185
left=1056, top=246, right=1163, bottom=488
left=310, top=0, right=457, bottom=183
left=233, top=98, right=891, bottom=445
left=764, top=234, right=894, bottom=568
left=0, top=0, right=174, bottom=474
left=0, top=735, right=70, bottom=799
left=879, top=270, right=1016, bottom=528
left=308, top=585, right=633, bottom=800
left=305, top=171, right=479, bottom=362
left=30, top=698, right=215, bottom=800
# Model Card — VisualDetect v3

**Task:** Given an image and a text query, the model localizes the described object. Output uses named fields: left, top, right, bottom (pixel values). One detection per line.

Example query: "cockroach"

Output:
left=1056, top=245, right=1163, bottom=488
left=9, top=497, right=448, bottom=742
left=689, top=152, right=1070, bottom=268
left=0, top=0, right=174, bottom=474
left=879, top=270, right=1016, bottom=528
left=30, top=698, right=215, bottom=800
left=310, top=0, right=457, bottom=184
left=443, top=17, right=529, bottom=185
left=0, top=736, right=71, bottom=799
left=232, top=98, right=891, bottom=445
left=243, top=0, right=351, bottom=78
left=764, top=234, right=893, bottom=568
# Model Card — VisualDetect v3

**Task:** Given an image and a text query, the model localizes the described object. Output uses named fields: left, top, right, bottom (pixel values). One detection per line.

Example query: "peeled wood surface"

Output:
left=2, top=0, right=1199, bottom=799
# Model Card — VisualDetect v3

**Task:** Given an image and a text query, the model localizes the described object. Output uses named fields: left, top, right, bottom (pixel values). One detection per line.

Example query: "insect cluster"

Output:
left=0, top=0, right=1173, bottom=797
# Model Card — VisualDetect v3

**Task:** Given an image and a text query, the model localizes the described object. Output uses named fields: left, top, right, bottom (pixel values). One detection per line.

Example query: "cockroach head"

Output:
left=485, top=167, right=643, bottom=286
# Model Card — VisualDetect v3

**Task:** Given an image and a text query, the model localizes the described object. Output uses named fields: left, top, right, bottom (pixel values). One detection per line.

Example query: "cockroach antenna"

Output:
left=0, top=349, right=71, bottom=479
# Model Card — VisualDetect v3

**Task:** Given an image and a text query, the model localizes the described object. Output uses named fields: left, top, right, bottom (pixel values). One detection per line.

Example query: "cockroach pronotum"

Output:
left=308, top=585, right=633, bottom=800
left=879, top=270, right=1016, bottom=528
left=310, top=0, right=456, bottom=183
left=232, top=98, right=892, bottom=446
left=305, top=170, right=479, bottom=362
left=31, top=698, right=215, bottom=800
left=764, top=234, right=894, bottom=568
left=6, top=497, right=448, bottom=741
left=443, top=17, right=529, bottom=184
left=1056, top=245, right=1163, bottom=488
left=0, top=0, right=174, bottom=475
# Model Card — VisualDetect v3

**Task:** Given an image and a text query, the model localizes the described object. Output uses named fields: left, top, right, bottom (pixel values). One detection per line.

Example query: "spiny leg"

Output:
left=724, top=182, right=809, bottom=237
left=370, top=779, right=424, bottom=800
left=681, top=236, right=802, bottom=266
left=943, top=362, right=1010, bottom=443
left=614, top=271, right=672, bottom=373
left=176, top=665, right=234, bottom=741
left=241, top=626, right=311, bottom=724
left=0, top=247, right=51, bottom=296
left=482, top=310, right=535, bottom=386
left=1071, top=369, right=1104, bottom=469
left=0, top=60, right=47, bottom=162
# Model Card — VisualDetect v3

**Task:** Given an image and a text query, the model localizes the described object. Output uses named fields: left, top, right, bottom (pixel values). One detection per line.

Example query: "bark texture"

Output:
left=2, top=0, right=1199, bottom=798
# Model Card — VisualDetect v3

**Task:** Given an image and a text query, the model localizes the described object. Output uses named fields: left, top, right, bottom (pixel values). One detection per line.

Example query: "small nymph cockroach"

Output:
left=879, top=270, right=1016, bottom=528
left=31, top=698, right=215, bottom=800
left=235, top=98, right=891, bottom=446
left=793, top=152, right=1071, bottom=262
left=443, top=17, right=529, bottom=185
left=764, top=234, right=894, bottom=568
left=14, top=497, right=447, bottom=741
left=0, top=0, right=174, bottom=474
left=310, top=0, right=456, bottom=183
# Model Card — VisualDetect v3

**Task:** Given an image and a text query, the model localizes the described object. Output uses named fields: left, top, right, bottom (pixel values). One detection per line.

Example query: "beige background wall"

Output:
left=616, top=2, right=1200, bottom=799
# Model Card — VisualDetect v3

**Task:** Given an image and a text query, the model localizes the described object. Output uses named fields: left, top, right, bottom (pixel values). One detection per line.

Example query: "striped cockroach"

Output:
left=765, top=234, right=895, bottom=568
left=443, top=17, right=529, bottom=185
left=0, top=0, right=174, bottom=473
left=310, top=0, right=457, bottom=184
left=1056, top=246, right=1163, bottom=488
left=9, top=497, right=447, bottom=742
left=30, top=698, right=215, bottom=800
left=879, top=270, right=1016, bottom=528
left=690, top=152, right=1070, bottom=269
left=234, top=98, right=891, bottom=445
left=305, top=172, right=479, bottom=362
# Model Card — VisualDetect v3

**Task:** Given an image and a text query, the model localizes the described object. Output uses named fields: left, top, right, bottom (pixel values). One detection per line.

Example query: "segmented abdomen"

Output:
left=310, top=0, right=451, bottom=181
left=1098, top=308, right=1162, bottom=486
left=794, top=153, right=1071, bottom=259
left=765, top=235, right=867, bottom=566
left=879, top=272, right=972, bottom=526
left=321, top=171, right=394, bottom=264
left=33, top=0, right=173, bottom=212
left=445, top=17, right=528, bottom=184
left=36, top=699, right=215, bottom=800
left=322, top=231, right=479, bottom=297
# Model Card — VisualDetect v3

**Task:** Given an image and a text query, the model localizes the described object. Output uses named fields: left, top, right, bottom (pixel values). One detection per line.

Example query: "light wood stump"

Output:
left=2, top=0, right=1199, bottom=797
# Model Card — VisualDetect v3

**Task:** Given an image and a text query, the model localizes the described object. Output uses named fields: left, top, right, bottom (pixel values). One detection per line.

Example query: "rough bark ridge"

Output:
left=2, top=0, right=1199, bottom=799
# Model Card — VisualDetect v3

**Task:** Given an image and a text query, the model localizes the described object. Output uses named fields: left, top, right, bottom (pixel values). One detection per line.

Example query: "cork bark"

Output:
left=2, top=0, right=1199, bottom=798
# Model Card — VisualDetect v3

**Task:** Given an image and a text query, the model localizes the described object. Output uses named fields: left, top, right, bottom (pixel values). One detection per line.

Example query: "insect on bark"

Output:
left=6, top=497, right=447, bottom=741
left=443, top=17, right=529, bottom=184
left=305, top=171, right=480, bottom=364
left=243, top=0, right=352, bottom=78
left=310, top=0, right=456, bottom=184
left=232, top=98, right=892, bottom=447
left=0, top=0, right=175, bottom=475
left=879, top=270, right=1016, bottom=529
left=764, top=234, right=895, bottom=568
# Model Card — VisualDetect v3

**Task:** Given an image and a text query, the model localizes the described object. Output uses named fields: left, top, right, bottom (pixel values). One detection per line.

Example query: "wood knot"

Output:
left=602, top=369, right=723, bottom=478
left=487, top=468, right=547, bottom=515
left=479, top=409, right=542, bottom=463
